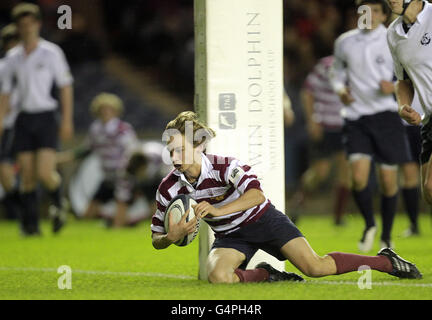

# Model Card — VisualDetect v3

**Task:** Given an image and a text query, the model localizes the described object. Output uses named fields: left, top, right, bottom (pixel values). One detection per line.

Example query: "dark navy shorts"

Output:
left=211, top=205, right=304, bottom=270
left=93, top=180, right=115, bottom=203
left=14, top=111, right=59, bottom=153
left=420, top=119, right=432, bottom=165
left=405, top=125, right=421, bottom=163
left=342, top=111, right=411, bottom=165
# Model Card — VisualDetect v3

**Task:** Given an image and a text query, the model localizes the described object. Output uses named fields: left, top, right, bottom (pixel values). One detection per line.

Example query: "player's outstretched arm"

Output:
left=113, top=200, right=128, bottom=228
left=56, top=145, right=92, bottom=165
left=152, top=233, right=173, bottom=250
left=193, top=188, right=265, bottom=219
left=59, top=85, right=74, bottom=142
left=395, top=79, right=414, bottom=107
left=152, top=210, right=197, bottom=249
left=395, top=79, right=420, bottom=125
left=301, top=88, right=322, bottom=141
left=0, top=94, right=10, bottom=139
left=399, top=105, right=421, bottom=126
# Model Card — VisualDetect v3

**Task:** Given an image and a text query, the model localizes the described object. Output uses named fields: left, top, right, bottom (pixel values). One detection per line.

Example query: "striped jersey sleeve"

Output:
left=224, top=158, right=262, bottom=194
left=150, top=170, right=177, bottom=235
left=203, top=154, right=269, bottom=236
left=150, top=154, right=270, bottom=237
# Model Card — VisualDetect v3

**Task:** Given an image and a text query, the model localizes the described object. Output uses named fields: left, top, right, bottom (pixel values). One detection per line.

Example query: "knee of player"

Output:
left=299, top=260, right=326, bottom=278
left=403, top=177, right=419, bottom=189
left=19, top=178, right=37, bottom=192
left=352, top=176, right=368, bottom=191
left=380, top=184, right=398, bottom=197
left=37, top=170, right=58, bottom=186
left=208, top=269, right=236, bottom=284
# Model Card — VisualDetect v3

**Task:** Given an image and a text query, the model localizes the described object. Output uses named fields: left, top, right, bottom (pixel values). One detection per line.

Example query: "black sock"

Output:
left=402, top=187, right=419, bottom=230
left=20, top=191, right=39, bottom=233
left=353, top=186, right=375, bottom=229
left=381, top=193, right=398, bottom=241
left=48, top=185, right=62, bottom=208
left=2, top=189, right=21, bottom=220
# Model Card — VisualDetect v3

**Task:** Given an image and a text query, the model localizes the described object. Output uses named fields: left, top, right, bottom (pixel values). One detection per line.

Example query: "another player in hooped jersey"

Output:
left=57, top=93, right=137, bottom=228
left=151, top=111, right=422, bottom=283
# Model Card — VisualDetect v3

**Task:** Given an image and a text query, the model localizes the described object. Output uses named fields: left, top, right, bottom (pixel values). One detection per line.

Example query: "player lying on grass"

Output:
left=151, top=111, right=422, bottom=283
left=57, top=93, right=137, bottom=228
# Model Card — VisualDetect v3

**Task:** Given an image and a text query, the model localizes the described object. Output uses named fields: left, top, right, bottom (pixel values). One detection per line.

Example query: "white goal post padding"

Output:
left=194, top=0, right=285, bottom=280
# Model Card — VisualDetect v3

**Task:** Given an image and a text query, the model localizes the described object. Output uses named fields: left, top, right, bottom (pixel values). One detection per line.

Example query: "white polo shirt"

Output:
left=331, top=24, right=398, bottom=121
left=0, top=38, right=73, bottom=113
left=387, top=1, right=432, bottom=123
left=0, top=58, right=19, bottom=129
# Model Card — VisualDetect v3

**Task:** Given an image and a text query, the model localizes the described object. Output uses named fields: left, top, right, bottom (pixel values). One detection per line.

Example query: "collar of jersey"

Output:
left=394, top=1, right=429, bottom=37
left=16, top=37, right=44, bottom=57
left=100, top=117, right=120, bottom=134
left=174, top=152, right=208, bottom=187
left=416, top=1, right=429, bottom=24
left=357, top=24, right=385, bottom=41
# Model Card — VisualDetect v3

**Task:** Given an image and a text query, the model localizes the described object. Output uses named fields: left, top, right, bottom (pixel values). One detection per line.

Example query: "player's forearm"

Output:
left=59, top=85, right=73, bottom=122
left=395, top=80, right=414, bottom=107
left=0, top=94, right=10, bottom=119
left=56, top=150, right=75, bottom=164
left=57, top=145, right=91, bottom=164
left=0, top=95, right=10, bottom=138
left=301, top=89, right=316, bottom=125
left=217, top=188, right=265, bottom=216
left=152, top=233, right=174, bottom=250
left=329, top=57, right=347, bottom=94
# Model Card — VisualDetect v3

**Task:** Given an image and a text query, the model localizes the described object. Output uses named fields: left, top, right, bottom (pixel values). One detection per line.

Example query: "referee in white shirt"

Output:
left=387, top=0, right=432, bottom=205
left=331, top=0, right=411, bottom=252
left=0, top=3, right=74, bottom=235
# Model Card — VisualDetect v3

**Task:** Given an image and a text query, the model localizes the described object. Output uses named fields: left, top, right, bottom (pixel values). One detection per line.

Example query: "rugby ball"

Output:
left=164, top=194, right=199, bottom=246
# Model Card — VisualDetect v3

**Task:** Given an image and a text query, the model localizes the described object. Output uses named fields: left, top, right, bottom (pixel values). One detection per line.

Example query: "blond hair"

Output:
left=12, top=3, right=42, bottom=22
left=165, top=111, right=215, bottom=148
left=0, top=23, right=18, bottom=49
left=90, top=93, right=124, bottom=116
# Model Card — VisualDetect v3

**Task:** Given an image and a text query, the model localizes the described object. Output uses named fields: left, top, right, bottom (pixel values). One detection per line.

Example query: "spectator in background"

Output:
left=0, top=23, right=20, bottom=220
left=57, top=92, right=137, bottom=228
left=289, top=56, right=350, bottom=226
left=58, top=12, right=103, bottom=68
left=0, top=3, right=74, bottom=235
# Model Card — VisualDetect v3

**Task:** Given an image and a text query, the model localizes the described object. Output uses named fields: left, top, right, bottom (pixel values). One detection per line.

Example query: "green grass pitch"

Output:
left=1, top=212, right=432, bottom=300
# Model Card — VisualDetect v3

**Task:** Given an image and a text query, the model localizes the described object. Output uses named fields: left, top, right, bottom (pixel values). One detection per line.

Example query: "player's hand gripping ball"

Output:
left=164, top=195, right=200, bottom=246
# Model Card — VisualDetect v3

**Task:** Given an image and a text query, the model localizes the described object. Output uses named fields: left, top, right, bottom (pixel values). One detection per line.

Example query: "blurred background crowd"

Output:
left=0, top=0, right=406, bottom=221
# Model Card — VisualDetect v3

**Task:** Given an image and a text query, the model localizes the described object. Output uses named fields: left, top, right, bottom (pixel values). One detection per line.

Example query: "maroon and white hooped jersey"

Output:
left=151, top=153, right=271, bottom=237
left=88, top=117, right=137, bottom=180
left=303, top=56, right=344, bottom=129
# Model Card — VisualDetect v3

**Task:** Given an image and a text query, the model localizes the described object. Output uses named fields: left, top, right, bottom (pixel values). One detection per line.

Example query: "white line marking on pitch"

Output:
left=0, top=267, right=195, bottom=280
left=0, top=267, right=431, bottom=288
left=307, top=280, right=432, bottom=288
